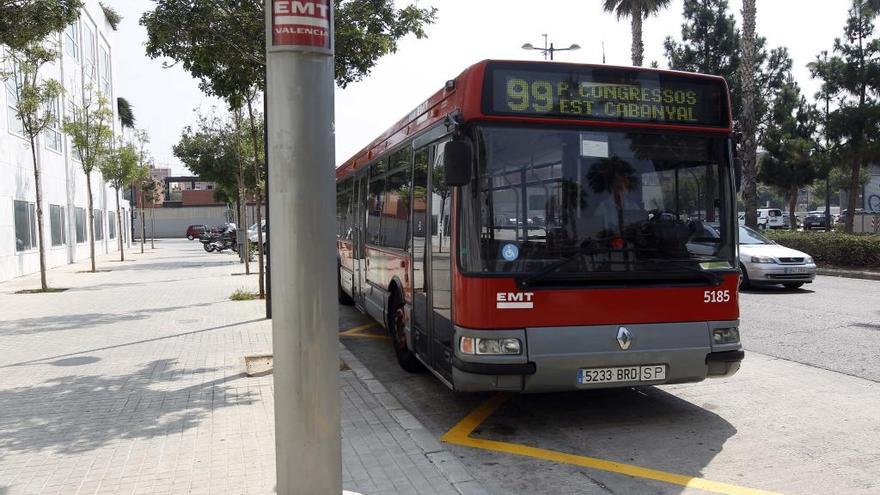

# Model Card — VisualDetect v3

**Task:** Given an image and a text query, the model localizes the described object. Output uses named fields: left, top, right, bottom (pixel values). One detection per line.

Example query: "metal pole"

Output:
left=549, top=42, right=554, bottom=61
left=266, top=1, right=340, bottom=493
left=264, top=74, right=272, bottom=319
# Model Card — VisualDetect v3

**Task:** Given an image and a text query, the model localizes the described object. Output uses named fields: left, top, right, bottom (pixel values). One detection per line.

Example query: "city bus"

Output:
left=335, top=60, right=743, bottom=392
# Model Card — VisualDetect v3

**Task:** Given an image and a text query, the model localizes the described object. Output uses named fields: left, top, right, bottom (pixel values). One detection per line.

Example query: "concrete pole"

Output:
left=265, top=1, right=340, bottom=493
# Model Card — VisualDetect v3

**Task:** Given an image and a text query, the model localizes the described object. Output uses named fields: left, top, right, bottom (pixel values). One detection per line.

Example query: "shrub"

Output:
left=765, top=231, right=880, bottom=268
left=230, top=288, right=260, bottom=301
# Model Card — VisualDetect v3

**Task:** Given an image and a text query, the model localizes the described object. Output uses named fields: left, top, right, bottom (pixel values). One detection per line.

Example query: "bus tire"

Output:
left=388, top=292, right=423, bottom=373
left=739, top=263, right=751, bottom=290
left=338, top=264, right=354, bottom=305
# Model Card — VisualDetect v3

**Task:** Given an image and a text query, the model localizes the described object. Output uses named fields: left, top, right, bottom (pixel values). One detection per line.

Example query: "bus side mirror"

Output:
left=734, top=157, right=743, bottom=192
left=443, top=140, right=472, bottom=186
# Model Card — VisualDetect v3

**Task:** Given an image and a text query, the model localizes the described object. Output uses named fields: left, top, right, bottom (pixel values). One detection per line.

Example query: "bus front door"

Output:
left=410, top=143, right=454, bottom=382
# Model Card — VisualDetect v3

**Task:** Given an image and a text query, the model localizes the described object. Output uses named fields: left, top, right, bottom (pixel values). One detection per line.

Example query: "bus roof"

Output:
left=336, top=59, right=732, bottom=179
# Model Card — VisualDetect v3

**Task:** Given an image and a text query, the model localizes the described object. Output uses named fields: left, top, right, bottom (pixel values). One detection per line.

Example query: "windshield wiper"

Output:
left=637, top=258, right=725, bottom=285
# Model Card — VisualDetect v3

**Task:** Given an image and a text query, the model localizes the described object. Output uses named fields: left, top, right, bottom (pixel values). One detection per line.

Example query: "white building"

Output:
left=0, top=0, right=131, bottom=283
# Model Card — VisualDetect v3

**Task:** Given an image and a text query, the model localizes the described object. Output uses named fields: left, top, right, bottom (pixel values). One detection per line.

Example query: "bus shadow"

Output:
left=474, top=386, right=737, bottom=492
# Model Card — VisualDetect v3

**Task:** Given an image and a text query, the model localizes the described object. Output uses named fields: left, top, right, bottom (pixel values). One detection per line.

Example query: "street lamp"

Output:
left=522, top=36, right=581, bottom=61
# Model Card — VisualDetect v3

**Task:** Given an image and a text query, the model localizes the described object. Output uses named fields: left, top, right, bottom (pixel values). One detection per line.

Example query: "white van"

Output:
left=757, top=208, right=784, bottom=229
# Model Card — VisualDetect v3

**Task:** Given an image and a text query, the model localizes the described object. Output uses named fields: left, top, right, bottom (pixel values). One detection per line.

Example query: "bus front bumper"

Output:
left=452, top=322, right=743, bottom=393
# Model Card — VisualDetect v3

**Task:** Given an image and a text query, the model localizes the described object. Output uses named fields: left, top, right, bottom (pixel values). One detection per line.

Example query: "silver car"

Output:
left=739, top=226, right=816, bottom=290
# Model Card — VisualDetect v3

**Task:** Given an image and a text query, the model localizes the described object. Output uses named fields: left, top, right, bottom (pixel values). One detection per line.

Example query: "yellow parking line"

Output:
left=339, top=322, right=389, bottom=340
left=442, top=394, right=781, bottom=495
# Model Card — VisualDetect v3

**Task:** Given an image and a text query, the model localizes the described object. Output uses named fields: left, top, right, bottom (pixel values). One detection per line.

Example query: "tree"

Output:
left=133, top=129, right=152, bottom=253
left=140, top=0, right=438, bottom=90
left=1, top=44, right=63, bottom=290
left=810, top=1, right=880, bottom=232
left=0, top=0, right=82, bottom=49
left=140, top=176, right=162, bottom=250
left=758, top=77, right=819, bottom=230
left=602, top=0, right=671, bottom=66
left=100, top=140, right=138, bottom=261
left=64, top=86, right=114, bottom=272
left=117, top=96, right=134, bottom=130
left=1, top=0, right=82, bottom=291
left=739, top=0, right=759, bottom=229
left=98, top=2, right=121, bottom=31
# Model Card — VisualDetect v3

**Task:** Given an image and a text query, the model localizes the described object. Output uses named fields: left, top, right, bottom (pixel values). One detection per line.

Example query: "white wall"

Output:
left=0, top=2, right=130, bottom=283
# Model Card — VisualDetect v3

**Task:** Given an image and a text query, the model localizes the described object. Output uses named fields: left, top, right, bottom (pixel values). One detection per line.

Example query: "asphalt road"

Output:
left=340, top=275, right=880, bottom=495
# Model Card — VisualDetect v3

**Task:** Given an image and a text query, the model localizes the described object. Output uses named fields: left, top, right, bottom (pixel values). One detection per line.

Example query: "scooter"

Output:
left=200, top=230, right=237, bottom=253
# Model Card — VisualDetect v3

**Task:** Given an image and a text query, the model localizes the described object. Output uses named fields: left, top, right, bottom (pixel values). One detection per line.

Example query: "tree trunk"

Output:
left=150, top=204, right=155, bottom=249
left=630, top=10, right=643, bottom=66
left=238, top=175, right=249, bottom=275
left=245, top=98, right=265, bottom=299
left=30, top=138, right=49, bottom=290
left=845, top=160, right=862, bottom=233
left=789, top=187, right=798, bottom=231
left=116, top=187, right=124, bottom=261
left=86, top=172, right=96, bottom=272
left=140, top=200, right=146, bottom=254
left=740, top=0, right=759, bottom=229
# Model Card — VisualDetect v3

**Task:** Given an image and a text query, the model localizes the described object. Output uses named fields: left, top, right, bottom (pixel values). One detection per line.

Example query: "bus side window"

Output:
left=367, top=161, right=386, bottom=245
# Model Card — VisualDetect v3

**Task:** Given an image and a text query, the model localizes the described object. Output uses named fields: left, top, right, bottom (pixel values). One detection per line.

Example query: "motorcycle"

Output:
left=200, top=228, right=237, bottom=253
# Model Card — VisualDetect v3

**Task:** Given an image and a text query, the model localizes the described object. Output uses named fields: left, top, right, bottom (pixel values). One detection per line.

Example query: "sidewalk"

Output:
left=0, top=240, right=483, bottom=495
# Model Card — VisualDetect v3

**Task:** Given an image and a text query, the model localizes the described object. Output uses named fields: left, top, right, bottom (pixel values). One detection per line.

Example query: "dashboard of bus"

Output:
left=458, top=125, right=737, bottom=285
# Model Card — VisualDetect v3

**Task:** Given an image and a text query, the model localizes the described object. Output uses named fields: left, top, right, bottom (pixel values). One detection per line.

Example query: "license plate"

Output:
left=785, top=267, right=808, bottom=274
left=577, top=365, right=667, bottom=385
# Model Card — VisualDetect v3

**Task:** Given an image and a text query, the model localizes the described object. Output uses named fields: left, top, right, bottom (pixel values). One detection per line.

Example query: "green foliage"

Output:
left=758, top=75, right=819, bottom=222
left=602, top=0, right=671, bottom=65
left=63, top=86, right=114, bottom=174
left=100, top=140, right=139, bottom=191
left=1, top=44, right=64, bottom=140
left=117, top=97, right=135, bottom=129
left=99, top=2, right=121, bottom=31
left=230, top=288, right=260, bottom=301
left=0, top=0, right=82, bottom=49
left=809, top=1, right=880, bottom=232
left=140, top=0, right=438, bottom=94
left=766, top=230, right=880, bottom=268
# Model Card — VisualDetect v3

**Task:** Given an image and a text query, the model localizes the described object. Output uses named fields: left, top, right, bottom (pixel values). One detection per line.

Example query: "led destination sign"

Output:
left=486, top=65, right=727, bottom=127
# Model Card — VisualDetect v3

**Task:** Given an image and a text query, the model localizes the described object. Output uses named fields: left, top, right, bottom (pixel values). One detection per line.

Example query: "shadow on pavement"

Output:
left=0, top=302, right=217, bottom=336
left=0, top=359, right=255, bottom=455
left=1, top=318, right=265, bottom=368
left=103, top=260, right=236, bottom=272
left=741, top=286, right=815, bottom=295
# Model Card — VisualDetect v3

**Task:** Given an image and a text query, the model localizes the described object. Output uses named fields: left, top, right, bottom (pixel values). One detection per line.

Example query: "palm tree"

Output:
left=117, top=97, right=135, bottom=130
left=602, top=0, right=671, bottom=66
left=739, top=0, right=759, bottom=229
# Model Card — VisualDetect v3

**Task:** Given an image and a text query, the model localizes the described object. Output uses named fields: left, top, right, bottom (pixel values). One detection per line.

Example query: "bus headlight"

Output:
left=459, top=337, right=522, bottom=355
left=712, top=327, right=740, bottom=345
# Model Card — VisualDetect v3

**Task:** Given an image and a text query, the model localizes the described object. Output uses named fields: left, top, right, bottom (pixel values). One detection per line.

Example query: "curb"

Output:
left=817, top=268, right=880, bottom=282
left=339, top=343, right=490, bottom=495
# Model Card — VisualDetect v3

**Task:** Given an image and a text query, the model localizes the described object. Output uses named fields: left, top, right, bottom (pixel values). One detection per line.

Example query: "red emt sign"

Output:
left=272, top=0, right=332, bottom=51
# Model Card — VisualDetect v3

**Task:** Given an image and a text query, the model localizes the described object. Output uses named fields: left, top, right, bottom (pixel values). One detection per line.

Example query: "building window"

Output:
left=75, top=207, right=86, bottom=243
left=82, top=25, right=96, bottom=83
left=65, top=20, right=79, bottom=60
left=99, top=46, right=111, bottom=96
left=50, top=205, right=66, bottom=246
left=14, top=200, right=36, bottom=252
left=109, top=212, right=116, bottom=239
left=5, top=66, right=24, bottom=136
left=44, top=97, right=62, bottom=152
left=94, top=209, right=104, bottom=241
left=66, top=101, right=82, bottom=162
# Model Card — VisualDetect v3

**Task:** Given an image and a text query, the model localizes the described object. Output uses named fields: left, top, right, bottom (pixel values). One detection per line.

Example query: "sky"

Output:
left=107, top=0, right=858, bottom=174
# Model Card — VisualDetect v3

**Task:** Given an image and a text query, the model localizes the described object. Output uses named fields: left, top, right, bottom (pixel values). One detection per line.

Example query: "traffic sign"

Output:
left=271, top=0, right=332, bottom=53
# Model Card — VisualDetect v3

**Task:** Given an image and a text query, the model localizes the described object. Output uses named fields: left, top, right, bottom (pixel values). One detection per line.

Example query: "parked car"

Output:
left=248, top=221, right=268, bottom=253
left=186, top=224, right=208, bottom=240
left=803, top=211, right=830, bottom=230
left=738, top=225, right=816, bottom=290
left=757, top=208, right=785, bottom=229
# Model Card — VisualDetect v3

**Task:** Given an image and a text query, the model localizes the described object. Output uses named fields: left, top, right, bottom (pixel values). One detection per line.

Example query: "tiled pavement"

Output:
left=0, top=240, right=484, bottom=495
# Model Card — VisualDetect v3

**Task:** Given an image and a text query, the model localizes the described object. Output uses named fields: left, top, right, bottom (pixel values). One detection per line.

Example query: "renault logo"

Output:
left=617, top=327, right=633, bottom=350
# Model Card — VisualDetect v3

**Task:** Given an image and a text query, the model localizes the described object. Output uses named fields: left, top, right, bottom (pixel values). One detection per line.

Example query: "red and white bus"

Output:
left=336, top=60, right=743, bottom=392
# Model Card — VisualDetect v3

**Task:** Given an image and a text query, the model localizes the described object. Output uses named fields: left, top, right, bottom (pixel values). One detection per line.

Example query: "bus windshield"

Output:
left=459, top=125, right=735, bottom=281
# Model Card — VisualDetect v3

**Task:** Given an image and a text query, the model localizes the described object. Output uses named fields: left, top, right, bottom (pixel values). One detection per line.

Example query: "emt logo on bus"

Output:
left=496, top=292, right=535, bottom=309
left=272, top=0, right=330, bottom=49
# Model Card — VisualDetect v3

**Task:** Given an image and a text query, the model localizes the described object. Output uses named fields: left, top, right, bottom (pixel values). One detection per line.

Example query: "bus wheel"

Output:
left=739, top=263, right=751, bottom=290
left=389, top=294, right=423, bottom=373
left=338, top=264, right=354, bottom=305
